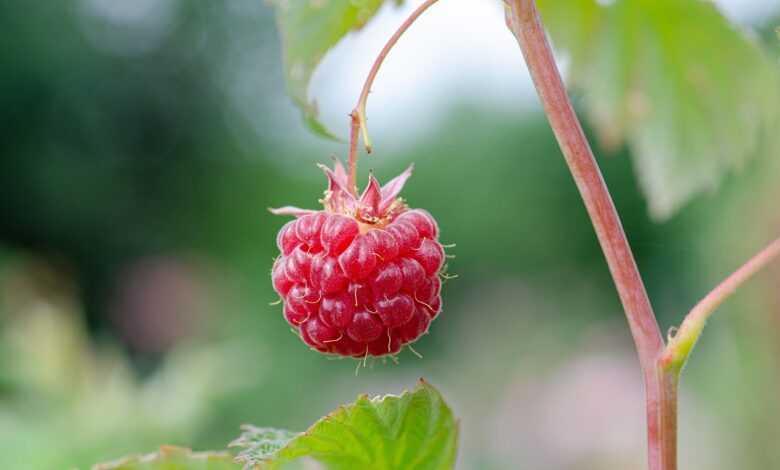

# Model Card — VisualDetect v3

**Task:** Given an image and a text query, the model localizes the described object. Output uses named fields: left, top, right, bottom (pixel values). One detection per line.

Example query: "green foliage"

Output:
left=92, top=446, right=239, bottom=470
left=539, top=0, right=780, bottom=219
left=269, top=0, right=400, bottom=137
left=230, top=380, right=458, bottom=470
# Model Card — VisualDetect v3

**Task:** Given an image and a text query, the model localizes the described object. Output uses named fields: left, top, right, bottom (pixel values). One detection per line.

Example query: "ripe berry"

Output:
left=270, top=162, right=446, bottom=357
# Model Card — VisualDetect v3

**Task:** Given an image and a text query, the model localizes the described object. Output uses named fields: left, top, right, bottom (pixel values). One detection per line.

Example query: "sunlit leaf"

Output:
left=230, top=380, right=459, bottom=470
left=269, top=0, right=398, bottom=138
left=540, top=0, right=780, bottom=219
left=92, top=446, right=239, bottom=470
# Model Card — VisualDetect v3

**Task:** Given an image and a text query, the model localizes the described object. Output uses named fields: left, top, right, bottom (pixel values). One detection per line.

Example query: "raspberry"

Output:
left=270, top=162, right=446, bottom=358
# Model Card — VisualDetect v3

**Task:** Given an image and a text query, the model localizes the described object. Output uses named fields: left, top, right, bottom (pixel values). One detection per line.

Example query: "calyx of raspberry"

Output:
left=270, top=160, right=413, bottom=228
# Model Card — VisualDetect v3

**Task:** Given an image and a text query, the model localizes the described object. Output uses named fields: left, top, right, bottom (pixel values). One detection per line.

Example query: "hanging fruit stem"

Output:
left=347, top=0, right=442, bottom=193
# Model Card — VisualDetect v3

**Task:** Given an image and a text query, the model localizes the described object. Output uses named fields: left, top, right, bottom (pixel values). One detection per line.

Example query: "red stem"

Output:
left=347, top=0, right=441, bottom=192
left=504, top=1, right=667, bottom=468
left=659, top=370, right=679, bottom=470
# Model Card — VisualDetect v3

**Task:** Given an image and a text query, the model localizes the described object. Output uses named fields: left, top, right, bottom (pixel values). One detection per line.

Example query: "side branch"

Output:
left=662, top=236, right=780, bottom=371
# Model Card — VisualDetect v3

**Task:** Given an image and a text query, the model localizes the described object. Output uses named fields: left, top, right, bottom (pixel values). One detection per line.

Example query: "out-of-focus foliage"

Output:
left=538, top=0, right=780, bottom=219
left=0, top=255, right=257, bottom=469
left=231, top=381, right=458, bottom=470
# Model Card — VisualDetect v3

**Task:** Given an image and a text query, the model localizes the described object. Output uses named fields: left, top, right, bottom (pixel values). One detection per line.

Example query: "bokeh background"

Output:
left=1, top=1, right=779, bottom=469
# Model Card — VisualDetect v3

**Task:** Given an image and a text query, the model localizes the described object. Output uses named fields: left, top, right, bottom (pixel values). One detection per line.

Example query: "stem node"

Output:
left=663, top=236, right=780, bottom=372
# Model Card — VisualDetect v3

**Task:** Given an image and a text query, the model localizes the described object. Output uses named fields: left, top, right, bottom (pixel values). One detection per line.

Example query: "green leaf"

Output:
left=540, top=0, right=780, bottom=219
left=91, top=446, right=240, bottom=470
left=230, top=380, right=459, bottom=470
left=269, top=0, right=396, bottom=138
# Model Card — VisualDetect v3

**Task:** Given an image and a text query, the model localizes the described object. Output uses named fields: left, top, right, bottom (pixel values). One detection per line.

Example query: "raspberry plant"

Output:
left=90, top=1, right=780, bottom=469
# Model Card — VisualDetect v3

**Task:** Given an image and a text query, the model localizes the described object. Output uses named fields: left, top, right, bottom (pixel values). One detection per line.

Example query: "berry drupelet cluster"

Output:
left=271, top=162, right=445, bottom=358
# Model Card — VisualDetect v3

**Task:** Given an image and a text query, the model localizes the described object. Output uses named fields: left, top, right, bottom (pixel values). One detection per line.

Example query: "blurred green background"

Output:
left=1, top=1, right=779, bottom=469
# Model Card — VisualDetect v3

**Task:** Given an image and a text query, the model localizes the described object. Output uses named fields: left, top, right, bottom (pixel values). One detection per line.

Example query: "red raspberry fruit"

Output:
left=270, top=161, right=445, bottom=357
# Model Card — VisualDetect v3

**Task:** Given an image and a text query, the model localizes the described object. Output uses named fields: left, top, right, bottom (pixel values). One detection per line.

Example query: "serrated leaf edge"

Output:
left=229, top=379, right=456, bottom=470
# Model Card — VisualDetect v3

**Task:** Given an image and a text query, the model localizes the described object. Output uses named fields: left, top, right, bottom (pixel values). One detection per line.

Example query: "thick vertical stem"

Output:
left=659, top=370, right=679, bottom=470
left=504, top=1, right=667, bottom=469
